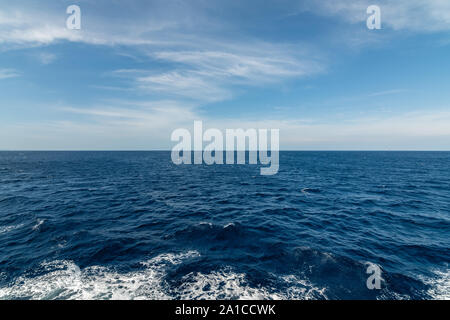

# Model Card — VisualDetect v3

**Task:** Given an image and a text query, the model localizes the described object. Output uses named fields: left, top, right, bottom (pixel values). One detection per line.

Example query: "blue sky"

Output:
left=0, top=0, right=450, bottom=150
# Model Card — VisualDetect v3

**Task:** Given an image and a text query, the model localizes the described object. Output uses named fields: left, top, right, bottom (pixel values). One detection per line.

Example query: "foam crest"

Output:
left=32, top=219, right=45, bottom=231
left=280, top=274, right=328, bottom=300
left=173, top=271, right=327, bottom=300
left=0, top=251, right=200, bottom=300
left=0, top=249, right=330, bottom=300
left=423, top=268, right=450, bottom=300
left=175, top=269, right=279, bottom=300
left=0, top=223, right=24, bottom=235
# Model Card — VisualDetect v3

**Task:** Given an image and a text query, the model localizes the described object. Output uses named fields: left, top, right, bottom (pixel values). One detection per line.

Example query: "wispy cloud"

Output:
left=0, top=1, right=210, bottom=48
left=60, top=100, right=197, bottom=125
left=300, top=0, right=450, bottom=32
left=0, top=68, right=19, bottom=79
left=0, top=1, right=325, bottom=106
left=3, top=107, right=450, bottom=150
left=368, top=89, right=407, bottom=97
left=2, top=1, right=449, bottom=50
left=112, top=43, right=324, bottom=104
left=37, top=52, right=57, bottom=65
left=136, top=71, right=232, bottom=102
left=152, top=49, right=320, bottom=80
left=1, top=1, right=449, bottom=151
left=0, top=8, right=83, bottom=46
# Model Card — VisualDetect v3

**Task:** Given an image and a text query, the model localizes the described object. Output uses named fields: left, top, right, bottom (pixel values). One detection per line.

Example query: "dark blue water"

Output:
left=0, top=151, right=448, bottom=300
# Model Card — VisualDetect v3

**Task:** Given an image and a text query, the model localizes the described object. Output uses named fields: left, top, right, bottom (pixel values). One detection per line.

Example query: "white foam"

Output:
left=174, top=271, right=326, bottom=300
left=175, top=269, right=279, bottom=300
left=0, top=250, right=328, bottom=300
left=280, top=274, right=327, bottom=300
left=199, top=222, right=213, bottom=227
left=423, top=268, right=450, bottom=300
left=32, top=219, right=45, bottom=231
left=0, top=251, right=199, bottom=300
left=0, top=223, right=24, bottom=235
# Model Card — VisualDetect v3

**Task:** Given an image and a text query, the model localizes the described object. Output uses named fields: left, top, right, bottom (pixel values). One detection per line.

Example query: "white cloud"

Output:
left=0, top=68, right=19, bottom=79
left=136, top=71, right=232, bottom=102
left=112, top=43, right=324, bottom=103
left=1, top=1, right=449, bottom=150
left=0, top=99, right=199, bottom=150
left=0, top=9, right=83, bottom=46
left=1, top=1, right=449, bottom=50
left=203, top=110, right=450, bottom=150
left=37, top=52, right=57, bottom=65
left=133, top=47, right=321, bottom=103
left=152, top=49, right=320, bottom=80
left=0, top=1, right=209, bottom=48
left=60, top=100, right=198, bottom=125
left=300, top=0, right=450, bottom=32
left=368, top=89, right=407, bottom=97
left=0, top=2, right=325, bottom=106
left=2, top=102, right=449, bottom=150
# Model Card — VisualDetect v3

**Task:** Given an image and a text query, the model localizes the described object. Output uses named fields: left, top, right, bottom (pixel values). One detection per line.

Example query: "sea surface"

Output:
left=0, top=151, right=448, bottom=300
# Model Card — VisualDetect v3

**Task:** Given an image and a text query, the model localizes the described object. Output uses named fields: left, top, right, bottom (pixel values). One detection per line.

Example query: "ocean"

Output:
left=0, top=151, right=448, bottom=300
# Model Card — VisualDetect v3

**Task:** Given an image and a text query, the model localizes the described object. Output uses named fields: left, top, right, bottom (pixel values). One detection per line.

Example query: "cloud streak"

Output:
left=0, top=68, right=19, bottom=79
left=37, top=52, right=57, bottom=65
left=2, top=107, right=450, bottom=150
left=300, top=0, right=450, bottom=32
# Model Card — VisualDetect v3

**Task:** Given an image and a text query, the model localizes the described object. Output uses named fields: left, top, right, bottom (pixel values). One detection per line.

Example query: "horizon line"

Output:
left=1, top=150, right=450, bottom=152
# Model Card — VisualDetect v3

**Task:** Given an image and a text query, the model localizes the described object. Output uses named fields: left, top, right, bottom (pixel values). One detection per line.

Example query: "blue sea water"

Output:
left=0, top=151, right=448, bottom=300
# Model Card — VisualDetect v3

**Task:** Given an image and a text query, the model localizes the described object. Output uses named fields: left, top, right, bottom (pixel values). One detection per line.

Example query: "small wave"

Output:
left=0, top=196, right=30, bottom=204
left=0, top=223, right=24, bottom=235
left=422, top=268, right=450, bottom=300
left=32, top=219, right=45, bottom=231
left=199, top=222, right=213, bottom=227
left=301, top=188, right=320, bottom=195
left=141, top=251, right=200, bottom=268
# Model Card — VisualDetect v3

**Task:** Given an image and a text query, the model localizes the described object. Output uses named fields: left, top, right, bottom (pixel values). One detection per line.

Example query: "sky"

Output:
left=0, top=0, right=450, bottom=150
